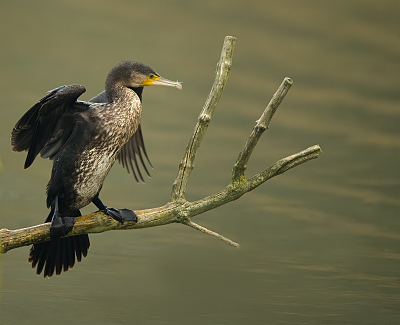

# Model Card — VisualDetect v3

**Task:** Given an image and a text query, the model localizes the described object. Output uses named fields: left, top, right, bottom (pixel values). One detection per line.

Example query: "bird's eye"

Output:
left=149, top=74, right=155, bottom=79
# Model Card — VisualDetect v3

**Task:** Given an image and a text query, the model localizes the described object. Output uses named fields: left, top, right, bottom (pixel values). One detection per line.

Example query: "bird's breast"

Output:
left=61, top=95, right=142, bottom=209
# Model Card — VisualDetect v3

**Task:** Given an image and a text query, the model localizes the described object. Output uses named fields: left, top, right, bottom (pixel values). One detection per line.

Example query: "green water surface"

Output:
left=0, top=1, right=399, bottom=324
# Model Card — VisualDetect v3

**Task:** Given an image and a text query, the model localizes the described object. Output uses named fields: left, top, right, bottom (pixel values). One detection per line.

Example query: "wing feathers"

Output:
left=116, top=124, right=153, bottom=182
left=11, top=85, right=86, bottom=168
left=13, top=84, right=153, bottom=179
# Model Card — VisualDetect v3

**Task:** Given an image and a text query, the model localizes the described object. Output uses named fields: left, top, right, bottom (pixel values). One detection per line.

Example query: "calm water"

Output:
left=1, top=1, right=399, bottom=324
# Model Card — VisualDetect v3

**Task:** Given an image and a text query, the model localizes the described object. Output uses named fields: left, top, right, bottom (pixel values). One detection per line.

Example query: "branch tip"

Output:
left=185, top=220, right=239, bottom=248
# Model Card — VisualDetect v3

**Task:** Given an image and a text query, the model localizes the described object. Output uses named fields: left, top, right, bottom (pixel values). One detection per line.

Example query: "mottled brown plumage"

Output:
left=11, top=61, right=181, bottom=277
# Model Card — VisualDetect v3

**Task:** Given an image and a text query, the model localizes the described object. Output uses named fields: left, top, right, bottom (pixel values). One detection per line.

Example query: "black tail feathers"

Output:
left=29, top=234, right=90, bottom=277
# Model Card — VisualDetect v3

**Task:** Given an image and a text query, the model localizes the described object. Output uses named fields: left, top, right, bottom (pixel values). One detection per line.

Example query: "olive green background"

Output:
left=0, top=1, right=399, bottom=324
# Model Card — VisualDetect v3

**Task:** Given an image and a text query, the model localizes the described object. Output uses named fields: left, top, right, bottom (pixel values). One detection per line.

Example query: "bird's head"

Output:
left=106, top=61, right=182, bottom=91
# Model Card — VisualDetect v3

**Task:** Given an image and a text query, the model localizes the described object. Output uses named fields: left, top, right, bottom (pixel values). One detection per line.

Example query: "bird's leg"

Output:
left=50, top=196, right=75, bottom=240
left=92, top=196, right=137, bottom=224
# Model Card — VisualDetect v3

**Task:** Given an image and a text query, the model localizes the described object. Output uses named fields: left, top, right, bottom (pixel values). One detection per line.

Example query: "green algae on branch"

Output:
left=0, top=36, right=322, bottom=254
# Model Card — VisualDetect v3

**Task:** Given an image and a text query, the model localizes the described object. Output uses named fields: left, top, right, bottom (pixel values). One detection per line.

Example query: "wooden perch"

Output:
left=0, top=36, right=322, bottom=254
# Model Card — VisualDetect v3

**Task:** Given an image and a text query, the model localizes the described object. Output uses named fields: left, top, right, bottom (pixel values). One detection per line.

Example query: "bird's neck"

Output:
left=129, top=87, right=143, bottom=102
left=105, top=84, right=144, bottom=103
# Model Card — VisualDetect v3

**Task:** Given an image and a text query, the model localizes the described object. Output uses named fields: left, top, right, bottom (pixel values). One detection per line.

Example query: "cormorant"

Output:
left=11, top=61, right=182, bottom=277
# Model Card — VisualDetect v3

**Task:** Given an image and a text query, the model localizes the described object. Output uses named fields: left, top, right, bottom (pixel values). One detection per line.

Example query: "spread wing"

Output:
left=90, top=90, right=153, bottom=182
left=116, top=124, right=153, bottom=182
left=11, top=85, right=87, bottom=169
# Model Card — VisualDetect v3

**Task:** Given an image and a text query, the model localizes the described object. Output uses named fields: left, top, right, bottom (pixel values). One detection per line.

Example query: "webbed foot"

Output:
left=103, top=207, right=138, bottom=224
left=92, top=196, right=137, bottom=224
left=50, top=196, right=75, bottom=239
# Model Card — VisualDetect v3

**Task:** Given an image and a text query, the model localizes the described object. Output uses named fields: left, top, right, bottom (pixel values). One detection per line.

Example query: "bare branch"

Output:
left=245, top=145, right=322, bottom=190
left=184, top=220, right=239, bottom=247
left=170, top=36, right=236, bottom=201
left=232, top=77, right=293, bottom=183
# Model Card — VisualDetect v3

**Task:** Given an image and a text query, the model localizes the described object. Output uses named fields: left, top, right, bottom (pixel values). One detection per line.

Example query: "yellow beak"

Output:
left=142, top=76, right=182, bottom=90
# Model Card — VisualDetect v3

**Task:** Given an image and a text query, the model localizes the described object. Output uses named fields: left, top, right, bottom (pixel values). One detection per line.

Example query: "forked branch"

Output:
left=0, top=36, right=322, bottom=254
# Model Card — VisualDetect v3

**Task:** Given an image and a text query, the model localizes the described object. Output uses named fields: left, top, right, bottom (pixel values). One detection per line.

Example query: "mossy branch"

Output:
left=0, top=36, right=322, bottom=254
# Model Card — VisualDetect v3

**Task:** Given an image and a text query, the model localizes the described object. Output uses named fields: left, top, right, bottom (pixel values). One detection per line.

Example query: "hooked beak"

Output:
left=150, top=77, right=182, bottom=90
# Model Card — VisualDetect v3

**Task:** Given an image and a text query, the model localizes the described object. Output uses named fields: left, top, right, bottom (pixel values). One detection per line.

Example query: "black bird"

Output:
left=11, top=61, right=182, bottom=277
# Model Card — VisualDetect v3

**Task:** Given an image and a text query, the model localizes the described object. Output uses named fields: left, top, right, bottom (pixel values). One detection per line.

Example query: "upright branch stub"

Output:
left=170, top=36, right=237, bottom=201
left=231, top=77, right=293, bottom=183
